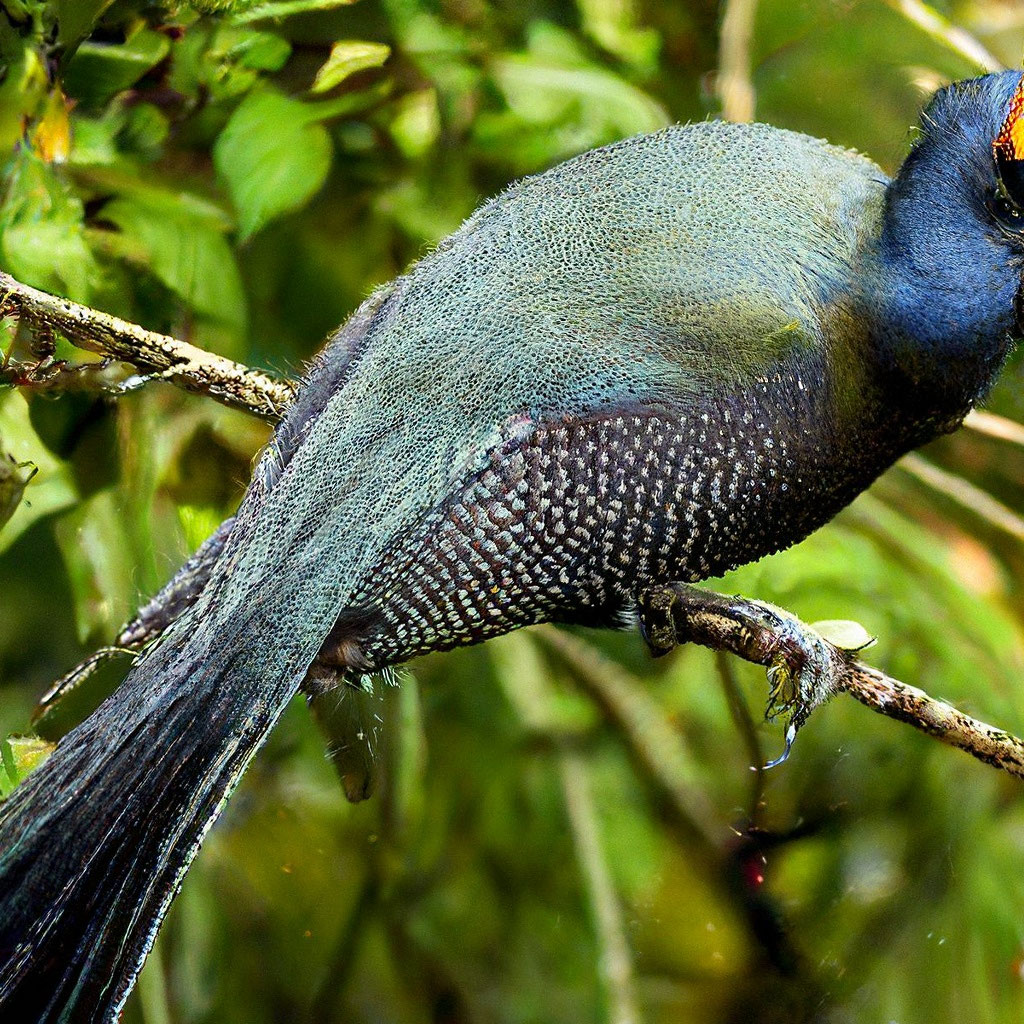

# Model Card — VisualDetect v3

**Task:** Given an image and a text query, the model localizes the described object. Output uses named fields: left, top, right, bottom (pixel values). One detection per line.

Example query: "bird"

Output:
left=1, top=68, right=1022, bottom=1021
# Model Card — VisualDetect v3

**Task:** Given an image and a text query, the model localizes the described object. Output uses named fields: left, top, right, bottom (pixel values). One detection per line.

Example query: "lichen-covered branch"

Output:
left=845, top=666, right=1024, bottom=776
left=0, top=271, right=294, bottom=420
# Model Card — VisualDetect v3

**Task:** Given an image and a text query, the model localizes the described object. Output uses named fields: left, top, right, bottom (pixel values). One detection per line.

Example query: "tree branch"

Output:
left=844, top=664, right=1024, bottom=776
left=0, top=271, right=294, bottom=420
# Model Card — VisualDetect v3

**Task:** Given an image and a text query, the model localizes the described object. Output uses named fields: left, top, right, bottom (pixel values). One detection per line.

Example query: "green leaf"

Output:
left=101, top=195, right=248, bottom=332
left=0, top=735, right=55, bottom=798
left=230, top=30, right=292, bottom=71
left=311, top=40, right=390, bottom=94
left=0, top=393, right=78, bottom=557
left=62, top=29, right=171, bottom=108
left=69, top=164, right=234, bottom=231
left=68, top=108, right=124, bottom=165
left=213, top=87, right=333, bottom=240
left=56, top=0, right=115, bottom=51
left=475, top=22, right=669, bottom=170
left=54, top=488, right=137, bottom=643
left=576, top=0, right=660, bottom=71
left=490, top=51, right=668, bottom=134
left=0, top=150, right=98, bottom=302
left=230, top=0, right=359, bottom=24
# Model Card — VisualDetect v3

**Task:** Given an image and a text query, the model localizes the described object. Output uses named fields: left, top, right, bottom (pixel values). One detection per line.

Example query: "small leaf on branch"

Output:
left=810, top=619, right=877, bottom=653
left=312, top=40, right=391, bottom=94
left=230, top=0, right=360, bottom=25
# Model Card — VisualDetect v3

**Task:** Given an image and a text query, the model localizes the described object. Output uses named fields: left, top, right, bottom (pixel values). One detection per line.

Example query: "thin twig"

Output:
left=899, top=452, right=1024, bottom=543
left=882, top=0, right=1003, bottom=73
left=964, top=409, right=1024, bottom=448
left=714, top=651, right=765, bottom=824
left=536, top=626, right=731, bottom=856
left=0, top=271, right=294, bottom=420
left=557, top=748, right=640, bottom=1024
left=845, top=664, right=1024, bottom=777
left=718, top=0, right=759, bottom=123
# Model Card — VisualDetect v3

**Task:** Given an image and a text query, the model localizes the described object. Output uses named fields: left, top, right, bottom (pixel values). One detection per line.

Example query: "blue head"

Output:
left=874, top=70, right=1024, bottom=419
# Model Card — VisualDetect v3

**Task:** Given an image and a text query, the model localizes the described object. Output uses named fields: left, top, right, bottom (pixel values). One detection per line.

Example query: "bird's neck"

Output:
left=865, top=182, right=1019, bottom=428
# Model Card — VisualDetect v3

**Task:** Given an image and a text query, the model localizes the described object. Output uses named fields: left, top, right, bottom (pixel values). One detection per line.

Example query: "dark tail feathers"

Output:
left=0, top=618, right=301, bottom=1022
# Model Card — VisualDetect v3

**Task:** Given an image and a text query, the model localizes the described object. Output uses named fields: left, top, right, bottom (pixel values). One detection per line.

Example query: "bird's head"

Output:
left=875, top=70, right=1024, bottom=416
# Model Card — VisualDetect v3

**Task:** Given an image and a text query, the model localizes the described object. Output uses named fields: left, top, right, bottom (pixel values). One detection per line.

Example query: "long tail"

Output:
left=0, top=607, right=305, bottom=1022
left=0, top=287, right=400, bottom=1022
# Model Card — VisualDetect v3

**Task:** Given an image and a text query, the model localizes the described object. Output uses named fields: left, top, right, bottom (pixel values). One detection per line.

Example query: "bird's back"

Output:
left=416, top=120, right=889, bottom=392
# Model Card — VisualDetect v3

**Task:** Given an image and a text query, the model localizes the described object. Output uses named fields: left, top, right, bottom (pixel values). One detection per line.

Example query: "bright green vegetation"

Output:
left=1, top=2, right=1023, bottom=1022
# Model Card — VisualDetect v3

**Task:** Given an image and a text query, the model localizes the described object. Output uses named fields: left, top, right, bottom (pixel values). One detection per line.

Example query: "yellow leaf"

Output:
left=811, top=619, right=877, bottom=653
left=311, top=40, right=391, bottom=94
left=6, top=735, right=55, bottom=784
left=32, top=90, right=73, bottom=165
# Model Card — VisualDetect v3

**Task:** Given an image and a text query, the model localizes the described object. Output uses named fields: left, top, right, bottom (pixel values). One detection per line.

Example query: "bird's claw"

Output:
left=637, top=583, right=850, bottom=768
left=763, top=722, right=798, bottom=769
left=759, top=615, right=845, bottom=765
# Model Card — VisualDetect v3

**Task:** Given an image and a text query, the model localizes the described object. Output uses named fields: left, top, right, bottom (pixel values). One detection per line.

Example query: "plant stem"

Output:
left=558, top=748, right=641, bottom=1024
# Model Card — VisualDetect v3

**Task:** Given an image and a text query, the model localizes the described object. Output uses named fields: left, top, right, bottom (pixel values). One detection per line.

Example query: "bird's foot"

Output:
left=637, top=583, right=854, bottom=766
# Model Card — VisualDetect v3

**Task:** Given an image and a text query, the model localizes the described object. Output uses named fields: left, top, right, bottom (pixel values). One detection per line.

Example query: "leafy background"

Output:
left=1, top=1, right=1024, bottom=1022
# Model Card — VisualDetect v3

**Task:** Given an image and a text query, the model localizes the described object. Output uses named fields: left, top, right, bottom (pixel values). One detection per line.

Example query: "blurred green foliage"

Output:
left=1, top=1, right=1024, bottom=1022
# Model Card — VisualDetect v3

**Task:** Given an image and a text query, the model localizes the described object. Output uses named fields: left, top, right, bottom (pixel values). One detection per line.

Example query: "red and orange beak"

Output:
left=993, top=75, right=1024, bottom=199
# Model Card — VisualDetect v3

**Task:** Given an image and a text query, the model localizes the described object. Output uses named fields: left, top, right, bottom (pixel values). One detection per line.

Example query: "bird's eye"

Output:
left=991, top=188, right=1024, bottom=231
